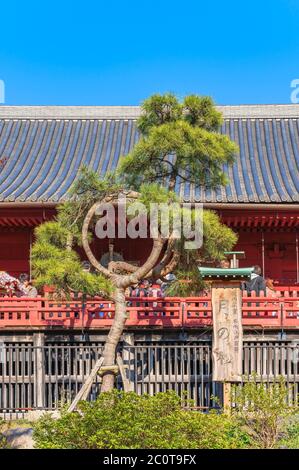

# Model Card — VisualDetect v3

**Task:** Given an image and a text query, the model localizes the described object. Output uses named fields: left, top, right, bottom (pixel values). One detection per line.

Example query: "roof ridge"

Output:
left=0, top=104, right=299, bottom=119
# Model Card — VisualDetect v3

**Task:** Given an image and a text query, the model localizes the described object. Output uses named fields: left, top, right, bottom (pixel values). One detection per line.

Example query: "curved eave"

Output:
left=0, top=202, right=298, bottom=210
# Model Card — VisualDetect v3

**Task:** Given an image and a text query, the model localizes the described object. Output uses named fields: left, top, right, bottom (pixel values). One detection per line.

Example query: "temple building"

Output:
left=0, top=104, right=298, bottom=285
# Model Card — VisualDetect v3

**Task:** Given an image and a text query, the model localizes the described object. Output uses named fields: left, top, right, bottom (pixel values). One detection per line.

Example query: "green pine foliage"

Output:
left=162, top=210, right=237, bottom=296
left=31, top=167, right=119, bottom=298
left=31, top=93, right=238, bottom=298
left=118, top=94, right=237, bottom=190
left=57, top=167, right=121, bottom=246
left=32, top=221, right=113, bottom=298
left=117, top=93, right=238, bottom=295
left=202, top=210, right=237, bottom=260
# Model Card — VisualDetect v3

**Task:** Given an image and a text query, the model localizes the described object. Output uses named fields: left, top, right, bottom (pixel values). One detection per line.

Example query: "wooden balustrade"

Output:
left=0, top=292, right=298, bottom=329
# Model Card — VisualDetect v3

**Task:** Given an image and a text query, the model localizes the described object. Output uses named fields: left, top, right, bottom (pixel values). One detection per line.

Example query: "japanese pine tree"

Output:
left=32, top=93, right=238, bottom=392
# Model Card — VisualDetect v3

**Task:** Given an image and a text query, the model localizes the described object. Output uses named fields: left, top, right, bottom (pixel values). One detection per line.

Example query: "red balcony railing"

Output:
left=0, top=289, right=298, bottom=329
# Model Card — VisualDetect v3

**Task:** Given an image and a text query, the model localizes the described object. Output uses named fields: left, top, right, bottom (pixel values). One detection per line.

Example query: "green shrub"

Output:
left=277, top=416, right=299, bottom=449
left=33, top=390, right=250, bottom=449
left=232, top=377, right=298, bottom=449
left=0, top=419, right=8, bottom=449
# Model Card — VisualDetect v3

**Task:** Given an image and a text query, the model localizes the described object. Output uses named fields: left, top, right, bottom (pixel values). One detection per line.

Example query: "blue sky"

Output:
left=0, top=0, right=299, bottom=105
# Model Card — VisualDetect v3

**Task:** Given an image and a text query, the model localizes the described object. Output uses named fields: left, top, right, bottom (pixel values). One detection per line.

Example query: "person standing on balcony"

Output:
left=265, top=278, right=278, bottom=298
left=18, top=273, right=38, bottom=297
left=130, top=281, right=148, bottom=298
left=23, top=280, right=38, bottom=297
left=130, top=280, right=148, bottom=307
left=265, top=278, right=280, bottom=317
left=148, top=282, right=164, bottom=308
left=160, top=272, right=176, bottom=295
left=219, top=259, right=230, bottom=269
left=245, top=265, right=266, bottom=296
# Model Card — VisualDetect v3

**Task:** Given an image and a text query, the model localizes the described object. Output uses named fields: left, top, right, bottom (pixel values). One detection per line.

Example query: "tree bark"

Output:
left=66, top=233, right=73, bottom=251
left=101, top=287, right=127, bottom=392
left=82, top=195, right=166, bottom=392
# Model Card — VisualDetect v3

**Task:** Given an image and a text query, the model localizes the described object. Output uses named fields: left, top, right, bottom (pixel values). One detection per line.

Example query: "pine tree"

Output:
left=32, top=93, right=238, bottom=392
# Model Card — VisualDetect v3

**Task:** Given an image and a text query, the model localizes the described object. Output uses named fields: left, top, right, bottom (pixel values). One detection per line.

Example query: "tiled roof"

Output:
left=0, top=105, right=298, bottom=203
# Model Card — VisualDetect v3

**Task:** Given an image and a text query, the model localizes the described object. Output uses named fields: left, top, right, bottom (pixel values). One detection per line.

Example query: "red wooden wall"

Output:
left=0, top=228, right=31, bottom=277
left=235, top=231, right=297, bottom=284
left=0, top=207, right=297, bottom=285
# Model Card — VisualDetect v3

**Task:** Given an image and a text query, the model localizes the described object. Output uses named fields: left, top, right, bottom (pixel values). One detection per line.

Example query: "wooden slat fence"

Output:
left=1, top=341, right=299, bottom=418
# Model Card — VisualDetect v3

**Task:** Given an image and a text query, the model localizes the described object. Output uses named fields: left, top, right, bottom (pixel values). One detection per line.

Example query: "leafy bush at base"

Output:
left=232, top=377, right=298, bottom=449
left=0, top=420, right=8, bottom=449
left=33, top=390, right=250, bottom=449
left=277, top=416, right=299, bottom=449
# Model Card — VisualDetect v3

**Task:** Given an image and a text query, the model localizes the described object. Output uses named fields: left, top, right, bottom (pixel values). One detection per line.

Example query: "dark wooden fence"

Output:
left=122, top=344, right=218, bottom=408
left=1, top=341, right=299, bottom=418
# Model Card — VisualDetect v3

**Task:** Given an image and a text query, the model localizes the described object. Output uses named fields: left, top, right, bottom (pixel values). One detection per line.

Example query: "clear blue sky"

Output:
left=1, top=0, right=299, bottom=105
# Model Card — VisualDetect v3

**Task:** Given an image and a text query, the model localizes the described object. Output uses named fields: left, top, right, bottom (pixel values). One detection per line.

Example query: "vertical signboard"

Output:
left=212, top=283, right=242, bottom=382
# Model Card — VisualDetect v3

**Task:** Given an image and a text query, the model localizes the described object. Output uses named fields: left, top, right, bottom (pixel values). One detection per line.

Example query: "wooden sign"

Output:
left=212, top=282, right=242, bottom=382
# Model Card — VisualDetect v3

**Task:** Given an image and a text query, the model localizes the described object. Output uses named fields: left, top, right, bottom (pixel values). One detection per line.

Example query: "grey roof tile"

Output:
left=0, top=105, right=298, bottom=203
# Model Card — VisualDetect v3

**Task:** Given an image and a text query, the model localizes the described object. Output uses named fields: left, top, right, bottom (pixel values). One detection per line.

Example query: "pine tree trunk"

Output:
left=101, top=287, right=127, bottom=392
